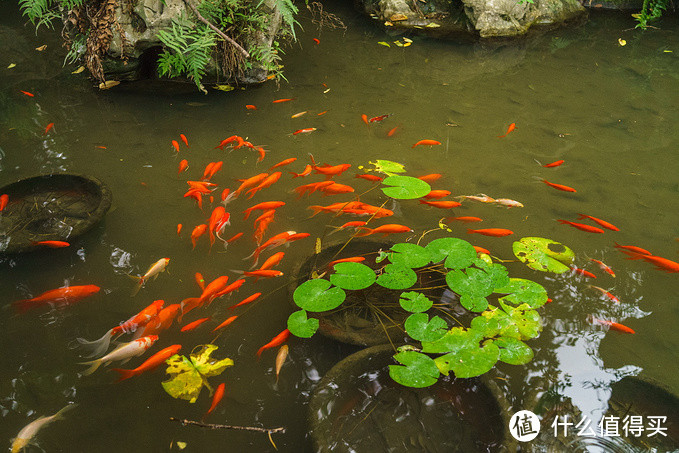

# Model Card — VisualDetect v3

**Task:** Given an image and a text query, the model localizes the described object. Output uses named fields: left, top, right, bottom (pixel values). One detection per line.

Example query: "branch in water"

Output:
left=182, top=0, right=250, bottom=59
left=169, top=417, right=285, bottom=434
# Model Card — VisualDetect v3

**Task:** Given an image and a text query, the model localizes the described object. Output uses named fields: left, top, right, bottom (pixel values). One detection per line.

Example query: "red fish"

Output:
left=311, top=161, right=351, bottom=179
left=178, top=159, right=189, bottom=174
left=329, top=257, right=366, bottom=267
left=632, top=254, right=679, bottom=273
left=258, top=251, right=285, bottom=270
left=445, top=216, right=483, bottom=223
left=254, top=209, right=276, bottom=226
left=330, top=221, right=367, bottom=234
left=542, top=180, right=576, bottom=192
left=195, top=272, right=206, bottom=290
left=256, top=329, right=291, bottom=357
left=234, top=173, right=269, bottom=197
left=589, top=285, right=620, bottom=303
left=497, top=122, right=516, bottom=138
left=13, top=285, right=100, bottom=313
left=473, top=246, right=491, bottom=255
left=273, top=98, right=295, bottom=103
left=226, top=232, right=243, bottom=244
left=317, top=110, right=328, bottom=116
left=243, top=201, right=285, bottom=220
left=44, top=123, right=54, bottom=135
left=361, top=114, right=369, bottom=125
left=313, top=38, right=320, bottom=45
left=355, top=174, right=383, bottom=182
left=317, top=183, right=355, bottom=196
left=290, top=165, right=313, bottom=178
left=369, top=114, right=390, bottom=123
left=614, top=243, right=651, bottom=256
left=180, top=134, right=189, bottom=147
left=171, top=140, right=180, bottom=152
left=355, top=224, right=413, bottom=237
left=571, top=267, right=596, bottom=278
left=419, top=200, right=461, bottom=209
left=112, top=344, right=182, bottom=382
left=205, top=383, right=226, bottom=416
left=543, top=160, right=564, bottom=168
left=21, top=90, right=35, bottom=97
left=246, top=104, right=257, bottom=110
left=0, top=194, right=8, bottom=211
left=417, top=174, right=442, bottom=183
left=253, top=216, right=274, bottom=245
left=213, top=315, right=238, bottom=332
left=181, top=317, right=210, bottom=332
left=138, top=304, right=181, bottom=336
left=423, top=190, right=451, bottom=199
left=213, top=278, right=246, bottom=299
left=242, top=269, right=284, bottom=280
left=191, top=224, right=208, bottom=249
left=557, top=220, right=604, bottom=234
left=294, top=181, right=334, bottom=198
left=293, top=127, right=316, bottom=135
left=215, top=135, right=240, bottom=150
left=176, top=224, right=182, bottom=236
left=589, top=259, right=615, bottom=277
left=31, top=241, right=70, bottom=248
left=591, top=317, right=635, bottom=334
left=229, top=292, right=262, bottom=310
left=467, top=228, right=513, bottom=237
left=387, top=126, right=399, bottom=137
left=269, top=158, right=297, bottom=171
left=246, top=172, right=282, bottom=199
left=307, top=201, right=363, bottom=217
left=208, top=207, right=226, bottom=245
left=184, top=190, right=203, bottom=209
left=245, top=231, right=307, bottom=264
left=577, top=214, right=619, bottom=231
left=412, top=139, right=441, bottom=148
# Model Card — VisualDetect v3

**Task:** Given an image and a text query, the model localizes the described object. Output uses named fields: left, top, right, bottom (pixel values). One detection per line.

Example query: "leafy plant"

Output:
left=513, top=237, right=574, bottom=273
left=162, top=344, right=233, bottom=403
left=633, top=0, right=670, bottom=29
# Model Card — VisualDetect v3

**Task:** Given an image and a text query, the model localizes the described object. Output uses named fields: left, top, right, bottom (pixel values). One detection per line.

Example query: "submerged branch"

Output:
left=182, top=0, right=250, bottom=59
left=169, top=417, right=285, bottom=434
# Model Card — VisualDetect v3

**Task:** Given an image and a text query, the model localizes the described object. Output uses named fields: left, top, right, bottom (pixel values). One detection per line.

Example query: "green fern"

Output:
left=157, top=18, right=216, bottom=90
left=635, top=0, right=669, bottom=28
left=19, top=0, right=53, bottom=24
left=259, top=0, right=300, bottom=39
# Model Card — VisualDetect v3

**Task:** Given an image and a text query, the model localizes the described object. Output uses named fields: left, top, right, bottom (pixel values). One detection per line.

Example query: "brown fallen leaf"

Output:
left=99, top=80, right=120, bottom=90
left=35, top=45, right=47, bottom=51
left=72, top=66, right=85, bottom=74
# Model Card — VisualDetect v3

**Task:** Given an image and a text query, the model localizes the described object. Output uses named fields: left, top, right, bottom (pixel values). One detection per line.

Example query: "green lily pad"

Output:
left=329, top=262, right=376, bottom=290
left=424, top=328, right=500, bottom=378
left=369, top=159, right=406, bottom=176
left=425, top=237, right=477, bottom=269
left=389, top=243, right=432, bottom=268
left=513, top=237, right=574, bottom=273
left=376, top=263, right=418, bottom=289
left=287, top=309, right=319, bottom=338
left=399, top=291, right=433, bottom=313
left=460, top=294, right=489, bottom=312
left=404, top=313, right=448, bottom=342
left=293, top=279, right=346, bottom=312
left=496, top=278, right=548, bottom=309
left=389, top=350, right=440, bottom=388
left=381, top=175, right=431, bottom=199
left=446, top=268, right=495, bottom=299
left=475, top=303, right=542, bottom=340
left=495, top=337, right=534, bottom=365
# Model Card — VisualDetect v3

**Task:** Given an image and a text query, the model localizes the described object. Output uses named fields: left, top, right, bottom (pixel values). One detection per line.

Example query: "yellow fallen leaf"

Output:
left=403, top=42, right=412, bottom=47
left=393, top=41, right=404, bottom=47
left=377, top=41, right=390, bottom=47
left=323, top=88, right=330, bottom=94
left=384, top=21, right=393, bottom=26
left=315, top=238, right=321, bottom=254
left=99, top=80, right=120, bottom=89
left=176, top=441, right=187, bottom=450
left=425, top=22, right=441, bottom=28
left=7, top=63, right=16, bottom=69
left=213, top=84, right=235, bottom=91
left=618, top=38, right=626, bottom=46
left=35, top=45, right=47, bottom=51
left=663, top=49, right=672, bottom=53
left=71, top=66, right=85, bottom=74
left=403, top=37, right=413, bottom=43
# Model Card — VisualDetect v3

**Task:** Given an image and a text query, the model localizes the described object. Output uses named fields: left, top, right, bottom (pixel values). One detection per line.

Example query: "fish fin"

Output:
left=76, top=328, right=114, bottom=358
left=80, top=359, right=103, bottom=376
left=12, top=299, right=36, bottom=314
left=53, top=403, right=78, bottom=420
left=354, top=228, right=373, bottom=237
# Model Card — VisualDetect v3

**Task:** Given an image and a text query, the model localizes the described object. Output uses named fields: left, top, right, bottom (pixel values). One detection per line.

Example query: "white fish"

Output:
left=131, top=258, right=170, bottom=296
left=275, top=345, right=289, bottom=383
left=11, top=404, right=77, bottom=453
left=80, top=335, right=158, bottom=376
left=456, top=194, right=496, bottom=203
left=494, top=198, right=524, bottom=208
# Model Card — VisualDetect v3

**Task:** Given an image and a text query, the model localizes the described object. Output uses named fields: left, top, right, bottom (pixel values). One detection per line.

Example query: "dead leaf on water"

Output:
left=425, top=22, right=441, bottom=28
left=72, top=66, right=85, bottom=74
left=323, top=88, right=330, bottom=94
left=35, top=45, right=47, bottom=51
left=213, top=84, right=235, bottom=91
left=384, top=21, right=394, bottom=26
left=377, top=41, right=390, bottom=47
left=403, top=37, right=413, bottom=43
left=618, top=38, right=626, bottom=46
left=315, top=238, right=321, bottom=254
left=176, top=441, right=187, bottom=450
left=99, top=80, right=120, bottom=90
left=7, top=63, right=16, bottom=69
left=403, top=42, right=412, bottom=47
left=393, top=41, right=404, bottom=47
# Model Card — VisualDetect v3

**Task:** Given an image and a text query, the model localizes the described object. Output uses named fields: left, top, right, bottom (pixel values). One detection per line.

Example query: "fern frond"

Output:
left=19, top=0, right=53, bottom=24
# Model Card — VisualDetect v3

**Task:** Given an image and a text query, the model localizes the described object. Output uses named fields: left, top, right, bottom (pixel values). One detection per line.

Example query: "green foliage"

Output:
left=376, top=263, right=418, bottom=289
left=367, top=159, right=406, bottom=176
left=162, top=345, right=233, bottom=403
left=330, top=261, right=377, bottom=290
left=381, top=175, right=431, bottom=199
left=634, top=0, right=669, bottom=29
left=388, top=243, right=431, bottom=269
left=389, top=349, right=440, bottom=388
left=292, top=278, right=345, bottom=311
left=513, top=237, right=574, bottom=273
left=287, top=309, right=319, bottom=337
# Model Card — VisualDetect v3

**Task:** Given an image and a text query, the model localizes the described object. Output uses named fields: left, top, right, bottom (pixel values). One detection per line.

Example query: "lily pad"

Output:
left=388, top=243, right=431, bottom=268
left=404, top=313, right=448, bottom=342
left=460, top=294, right=489, bottom=312
left=287, top=309, right=319, bottom=338
left=368, top=159, right=406, bottom=176
left=446, top=268, right=495, bottom=299
left=474, top=303, right=542, bottom=340
left=425, top=237, right=477, bottom=269
left=495, top=337, right=533, bottom=365
left=381, top=175, right=431, bottom=199
left=162, top=345, right=233, bottom=403
left=329, top=262, right=376, bottom=290
left=388, top=349, right=440, bottom=388
left=496, top=278, right=548, bottom=309
left=399, top=291, right=433, bottom=313
left=513, top=237, right=574, bottom=273
left=376, top=263, right=417, bottom=289
left=293, top=279, right=346, bottom=312
left=423, top=328, right=500, bottom=378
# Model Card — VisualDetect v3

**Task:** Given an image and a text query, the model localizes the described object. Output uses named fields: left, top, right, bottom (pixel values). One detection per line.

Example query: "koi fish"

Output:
left=235, top=173, right=269, bottom=197
left=241, top=269, right=284, bottom=280
left=208, top=207, right=226, bottom=246
left=417, top=174, right=442, bottom=183
left=412, top=139, right=441, bottom=148
left=473, top=246, right=490, bottom=255
left=387, top=126, right=399, bottom=137
left=171, top=140, right=180, bottom=152
left=220, top=188, right=231, bottom=203
left=181, top=317, right=210, bottom=332
left=313, top=163, right=352, bottom=179
left=177, top=224, right=183, bottom=236
left=543, top=160, right=564, bottom=168
left=0, top=193, right=8, bottom=211
left=213, top=315, right=238, bottom=332
left=355, top=174, right=383, bottom=182
left=614, top=243, right=652, bottom=256
left=226, top=232, right=243, bottom=244
left=317, top=182, right=355, bottom=196
left=228, top=292, right=262, bottom=310
left=291, top=111, right=308, bottom=119
left=195, top=272, right=206, bottom=290
left=215, top=135, right=240, bottom=150
left=467, top=228, right=513, bottom=237
left=294, top=181, right=334, bottom=198
left=557, top=220, right=604, bottom=234
left=313, top=38, right=320, bottom=44
left=257, top=329, right=291, bottom=357
left=258, top=252, right=285, bottom=270
left=253, top=209, right=276, bottom=226
left=293, top=127, right=317, bottom=135
left=317, top=110, right=328, bottom=116
left=369, top=114, right=390, bottom=123
left=137, top=304, right=180, bottom=337
left=11, top=404, right=77, bottom=453
left=631, top=254, right=679, bottom=273
left=198, top=276, right=231, bottom=305
left=180, top=134, right=189, bottom=147
left=576, top=214, right=619, bottom=231
left=329, top=256, right=366, bottom=267
left=20, top=90, right=35, bottom=97
left=178, top=159, right=189, bottom=174
left=589, top=259, right=615, bottom=277
left=183, top=189, right=203, bottom=209
left=244, top=231, right=306, bottom=264
left=13, top=285, right=100, bottom=313
left=205, top=383, right=225, bottom=416
left=243, top=201, right=285, bottom=220
left=418, top=200, right=462, bottom=209
left=290, top=164, right=313, bottom=178
left=423, top=190, right=451, bottom=199
left=255, top=146, right=267, bottom=163
left=497, top=122, right=516, bottom=138
left=456, top=194, right=495, bottom=203
left=269, top=158, right=297, bottom=171
left=275, top=345, right=289, bottom=383
left=112, top=344, right=182, bottom=382
left=307, top=201, right=362, bottom=217
left=80, top=335, right=158, bottom=376
left=351, top=203, right=394, bottom=218
left=246, top=104, right=257, bottom=110
left=131, top=258, right=170, bottom=296
left=542, top=180, right=577, bottom=192
left=355, top=224, right=413, bottom=237
left=273, top=98, right=295, bottom=103
left=588, top=285, right=620, bottom=303
left=494, top=199, right=524, bottom=208
left=590, top=317, right=635, bottom=334
left=361, top=114, right=369, bottom=125
left=445, top=216, right=483, bottom=223
left=246, top=172, right=282, bottom=199
left=191, top=224, right=208, bottom=249
left=329, top=220, right=367, bottom=234
left=571, top=266, right=596, bottom=278
left=213, top=278, right=246, bottom=299
left=31, top=240, right=70, bottom=248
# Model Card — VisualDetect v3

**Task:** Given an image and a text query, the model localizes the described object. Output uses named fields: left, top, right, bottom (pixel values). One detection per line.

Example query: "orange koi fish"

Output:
left=243, top=201, right=285, bottom=220
left=226, top=232, right=243, bottom=243
left=13, top=284, right=100, bottom=313
left=195, top=272, right=206, bottom=290
left=181, top=317, right=210, bottom=332
left=255, top=146, right=267, bottom=163
left=44, top=122, right=54, bottom=135
left=614, top=243, right=651, bottom=256
left=80, top=335, right=158, bottom=376
left=577, top=214, right=619, bottom=231
left=235, top=173, right=269, bottom=197
left=171, top=140, right=180, bottom=152
left=178, top=159, right=189, bottom=174
left=113, top=344, right=182, bottom=382
left=199, top=276, right=231, bottom=304
left=20, top=90, right=35, bottom=97
left=588, top=285, right=620, bottom=303
left=445, top=216, right=483, bottom=223
left=369, top=114, right=390, bottom=123
left=317, top=110, right=328, bottom=116
left=291, top=111, right=308, bottom=119
left=419, top=200, right=462, bottom=209
left=307, top=201, right=362, bottom=217
left=412, top=139, right=441, bottom=148
left=246, top=104, right=257, bottom=110
left=355, top=224, right=413, bottom=237
left=275, top=345, right=289, bottom=383
left=557, top=220, right=604, bottom=234
left=221, top=188, right=231, bottom=202
left=312, top=163, right=352, bottom=179
left=589, top=259, right=615, bottom=277
left=417, top=174, right=442, bottom=183
left=542, top=180, right=576, bottom=192
left=191, top=224, right=208, bottom=249
left=242, top=269, right=284, bottom=280
left=258, top=251, right=285, bottom=270
left=0, top=194, right=8, bottom=211
left=318, top=183, right=355, bottom=196
left=176, top=224, right=183, bottom=236
left=387, top=126, right=399, bottom=137
left=137, top=304, right=181, bottom=337
left=473, top=246, right=491, bottom=255
left=590, top=317, right=635, bottom=334
left=131, top=258, right=170, bottom=296
left=293, top=127, right=317, bottom=135
left=215, top=135, right=240, bottom=150
left=329, top=256, right=366, bottom=267
left=183, top=189, right=203, bottom=209
left=208, top=207, right=226, bottom=245
left=329, top=221, right=367, bottom=234
left=355, top=174, right=383, bottom=182
left=361, top=114, right=369, bottom=125
left=257, top=329, right=291, bottom=357
left=467, top=228, right=513, bottom=237
left=253, top=216, right=274, bottom=245
left=205, top=383, right=226, bottom=416
left=246, top=172, right=282, bottom=199
left=423, top=190, right=451, bottom=199
left=273, top=98, right=295, bottom=103
left=228, top=292, right=262, bottom=310
left=313, top=38, right=320, bottom=44
left=497, top=122, right=516, bottom=138
left=180, top=134, right=189, bottom=147
left=31, top=240, right=70, bottom=248
left=350, top=203, right=394, bottom=218
left=213, top=315, right=238, bottom=332
left=254, top=209, right=276, bottom=226
left=630, top=254, right=679, bottom=273
left=269, top=158, right=297, bottom=171
left=213, top=278, right=246, bottom=299
left=294, top=181, right=334, bottom=198
left=290, top=164, right=313, bottom=178
left=543, top=160, right=564, bottom=168
left=243, top=231, right=298, bottom=264
left=571, top=266, right=596, bottom=278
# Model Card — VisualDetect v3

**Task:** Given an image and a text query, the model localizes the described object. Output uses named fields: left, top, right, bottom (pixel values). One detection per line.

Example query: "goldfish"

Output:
left=0, top=194, right=8, bottom=211
left=542, top=180, right=577, bottom=192
left=11, top=404, right=77, bottom=453
left=13, top=285, right=100, bottom=313
left=347, top=203, right=394, bottom=218
left=293, top=127, right=317, bottom=135
left=177, top=224, right=182, bottom=235
left=178, top=159, right=189, bottom=174
left=275, top=345, right=289, bottom=383
left=254, top=209, right=276, bottom=226
left=180, top=134, right=189, bottom=147
left=311, top=159, right=351, bottom=179
left=20, top=90, right=35, bottom=97
left=181, top=317, right=210, bottom=332
left=497, top=122, right=516, bottom=138
left=557, top=220, right=604, bottom=234
left=590, top=317, right=635, bottom=334
left=629, top=254, right=679, bottom=273
left=31, top=240, right=70, bottom=248
left=243, top=201, right=285, bottom=220
left=589, top=259, right=615, bottom=277
left=423, top=190, right=451, bottom=199
left=361, top=114, right=369, bottom=125
left=112, top=344, right=182, bottom=382
left=246, top=104, right=257, bottom=110
left=417, top=174, right=442, bottom=183
left=369, top=114, right=390, bottom=123
left=253, top=216, right=274, bottom=245
left=257, top=329, right=291, bottom=357
left=329, top=221, right=367, bottom=234
left=215, top=135, right=240, bottom=150
left=137, top=304, right=181, bottom=337
left=80, top=335, right=158, bottom=376
left=467, top=228, right=513, bottom=237
left=228, top=292, right=262, bottom=310
left=220, top=188, right=231, bottom=203
left=194, top=272, right=206, bottom=290
left=317, top=182, right=355, bottom=196
left=205, top=383, right=226, bottom=416
left=213, top=315, right=238, bottom=332
left=269, top=158, right=297, bottom=171
left=191, top=224, right=208, bottom=249
left=317, top=110, right=328, bottom=116
left=171, top=140, right=180, bottom=152
left=291, top=111, right=308, bottom=119
left=355, top=224, right=413, bottom=237
left=208, top=207, right=226, bottom=246
left=198, top=276, right=231, bottom=305
left=255, top=146, right=267, bottom=163
left=412, top=139, right=441, bottom=148
left=494, top=199, right=524, bottom=208
left=588, top=285, right=620, bottom=303
left=273, top=98, right=295, bottom=103
left=226, top=232, right=243, bottom=244
left=294, top=181, right=334, bottom=198
left=213, top=278, right=246, bottom=299
left=576, top=214, right=619, bottom=231
left=241, top=269, right=284, bottom=280
left=43, top=122, right=54, bottom=135
left=243, top=231, right=297, bottom=264
left=387, top=126, right=399, bottom=137
left=234, top=173, right=269, bottom=197
left=456, top=194, right=495, bottom=203
left=329, top=256, right=366, bottom=267
left=290, top=164, right=313, bottom=178
left=473, top=246, right=491, bottom=255
left=258, top=251, right=285, bottom=270
left=543, top=160, right=565, bottom=168
left=571, top=266, right=596, bottom=278
left=131, top=258, right=170, bottom=296
left=419, top=200, right=462, bottom=209
left=307, top=201, right=363, bottom=217
left=183, top=189, right=203, bottom=209
left=614, top=243, right=651, bottom=256
left=313, top=38, right=320, bottom=44
left=246, top=172, right=282, bottom=199
left=355, top=174, right=383, bottom=182
left=445, top=216, right=483, bottom=223
left=214, top=212, right=231, bottom=240
left=205, top=161, right=223, bottom=180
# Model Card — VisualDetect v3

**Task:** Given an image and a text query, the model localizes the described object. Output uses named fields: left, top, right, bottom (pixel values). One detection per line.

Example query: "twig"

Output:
left=182, top=0, right=250, bottom=59
left=169, top=417, right=285, bottom=434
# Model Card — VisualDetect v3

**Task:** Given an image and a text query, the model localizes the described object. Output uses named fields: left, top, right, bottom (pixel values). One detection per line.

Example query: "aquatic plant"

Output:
left=162, top=344, right=233, bottom=403
left=633, top=0, right=670, bottom=29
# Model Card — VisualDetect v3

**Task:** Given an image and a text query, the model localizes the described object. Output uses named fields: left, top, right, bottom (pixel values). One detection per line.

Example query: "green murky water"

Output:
left=1, top=0, right=679, bottom=451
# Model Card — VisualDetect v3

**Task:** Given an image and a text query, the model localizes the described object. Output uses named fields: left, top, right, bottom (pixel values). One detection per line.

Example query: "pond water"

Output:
left=1, top=0, right=679, bottom=451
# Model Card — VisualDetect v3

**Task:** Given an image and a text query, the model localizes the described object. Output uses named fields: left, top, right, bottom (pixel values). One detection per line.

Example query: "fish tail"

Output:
left=76, top=328, right=114, bottom=358
left=466, top=229, right=477, bottom=235
left=354, top=227, right=373, bottom=237
left=556, top=220, right=569, bottom=225
left=307, top=206, right=325, bottom=217
left=576, top=214, right=587, bottom=220
left=112, top=368, right=136, bottom=382
left=180, top=297, right=202, bottom=320
left=308, top=153, right=317, bottom=167
left=12, top=299, right=37, bottom=313
left=243, top=209, right=252, bottom=220
left=80, top=359, right=103, bottom=376
left=129, top=275, right=144, bottom=297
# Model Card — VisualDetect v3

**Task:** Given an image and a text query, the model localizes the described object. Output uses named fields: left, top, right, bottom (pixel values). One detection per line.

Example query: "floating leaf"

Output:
left=393, top=41, right=404, bottom=47
left=388, top=243, right=431, bottom=268
left=71, top=66, right=85, bottom=74
left=287, top=309, right=319, bottom=338
left=459, top=294, right=488, bottom=312
left=99, top=80, right=120, bottom=90
left=513, top=237, right=574, bottom=273
left=446, top=268, right=494, bottom=299
left=375, top=249, right=389, bottom=263
left=399, top=291, right=433, bottom=313
left=618, top=38, right=627, bottom=46
left=404, top=313, right=447, bottom=342
left=162, top=345, right=233, bottom=403
left=293, top=279, right=346, bottom=312
left=425, top=22, right=441, bottom=28
left=381, top=175, right=431, bottom=199
left=376, top=263, right=417, bottom=289
left=496, top=278, right=548, bottom=309
left=8, top=63, right=16, bottom=69
left=425, top=237, right=476, bottom=269
left=377, top=41, right=391, bottom=47
left=473, top=303, right=542, bottom=340
left=329, top=262, right=376, bottom=290
left=368, top=159, right=406, bottom=176
left=213, top=84, right=235, bottom=91
left=403, top=37, right=413, bottom=43
left=495, top=337, right=533, bottom=365
left=403, top=41, right=412, bottom=47
left=389, top=349, right=440, bottom=388
left=424, top=328, right=499, bottom=378
left=35, top=45, right=47, bottom=51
